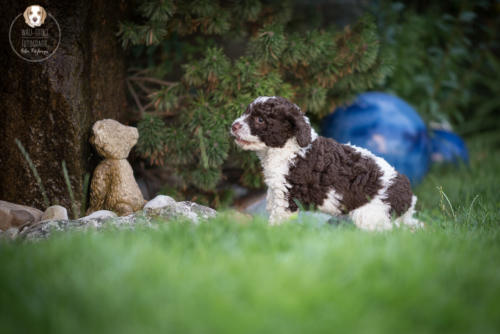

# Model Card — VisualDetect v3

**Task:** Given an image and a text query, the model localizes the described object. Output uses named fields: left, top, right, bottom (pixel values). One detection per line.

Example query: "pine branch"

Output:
left=123, top=2, right=391, bottom=200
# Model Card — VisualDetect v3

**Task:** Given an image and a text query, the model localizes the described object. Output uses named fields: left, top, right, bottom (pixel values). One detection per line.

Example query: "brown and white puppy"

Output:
left=24, top=5, right=47, bottom=28
left=231, top=96, right=423, bottom=230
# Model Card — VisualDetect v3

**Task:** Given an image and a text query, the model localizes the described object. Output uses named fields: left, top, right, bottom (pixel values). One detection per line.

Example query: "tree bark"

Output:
left=0, top=0, right=129, bottom=215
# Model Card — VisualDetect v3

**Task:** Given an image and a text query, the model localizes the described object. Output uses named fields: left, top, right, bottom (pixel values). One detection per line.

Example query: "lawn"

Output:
left=1, top=139, right=499, bottom=334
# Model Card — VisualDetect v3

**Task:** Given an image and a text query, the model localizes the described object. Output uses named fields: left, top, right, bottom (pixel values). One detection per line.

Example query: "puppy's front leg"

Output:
left=267, top=189, right=294, bottom=225
left=269, top=208, right=294, bottom=225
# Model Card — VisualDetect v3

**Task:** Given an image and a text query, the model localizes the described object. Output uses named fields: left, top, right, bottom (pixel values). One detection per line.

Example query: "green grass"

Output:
left=1, top=139, right=499, bottom=334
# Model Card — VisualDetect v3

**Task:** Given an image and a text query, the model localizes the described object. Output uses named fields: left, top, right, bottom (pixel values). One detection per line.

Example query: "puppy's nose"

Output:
left=33, top=17, right=38, bottom=22
left=231, top=122, right=242, bottom=133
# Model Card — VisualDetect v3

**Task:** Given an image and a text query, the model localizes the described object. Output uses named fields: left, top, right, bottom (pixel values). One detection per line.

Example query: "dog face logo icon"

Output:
left=10, top=4, right=61, bottom=62
left=23, top=5, right=47, bottom=28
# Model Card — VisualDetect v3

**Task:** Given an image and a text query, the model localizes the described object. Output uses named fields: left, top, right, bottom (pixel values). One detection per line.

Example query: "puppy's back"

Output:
left=286, top=136, right=412, bottom=216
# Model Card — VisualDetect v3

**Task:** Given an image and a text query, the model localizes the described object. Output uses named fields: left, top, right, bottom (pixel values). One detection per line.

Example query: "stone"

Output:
left=0, top=1, right=130, bottom=211
left=20, top=213, right=151, bottom=240
left=41, top=205, right=68, bottom=222
left=143, top=195, right=177, bottom=212
left=80, top=210, right=117, bottom=221
left=87, top=119, right=145, bottom=216
left=0, top=200, right=43, bottom=230
left=176, top=201, right=218, bottom=221
left=11, top=210, right=36, bottom=226
left=17, top=197, right=216, bottom=241
left=4, top=227, right=19, bottom=240
left=144, top=195, right=216, bottom=223
left=0, top=208, right=13, bottom=231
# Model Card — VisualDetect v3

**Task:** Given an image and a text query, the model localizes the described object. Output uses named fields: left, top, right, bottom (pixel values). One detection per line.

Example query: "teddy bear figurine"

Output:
left=87, top=119, right=145, bottom=216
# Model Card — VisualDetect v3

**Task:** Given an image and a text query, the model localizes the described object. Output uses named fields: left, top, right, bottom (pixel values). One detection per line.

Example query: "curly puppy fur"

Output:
left=231, top=96, right=423, bottom=231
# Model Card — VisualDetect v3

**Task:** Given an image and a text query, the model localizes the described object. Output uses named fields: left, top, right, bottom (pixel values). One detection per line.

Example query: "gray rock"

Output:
left=0, top=227, right=20, bottom=240
left=41, top=205, right=68, bottom=222
left=80, top=210, right=117, bottom=221
left=144, top=195, right=216, bottom=223
left=177, top=201, right=217, bottom=221
left=20, top=212, right=152, bottom=240
left=0, top=200, right=43, bottom=230
left=4, top=227, right=19, bottom=240
left=0, top=208, right=13, bottom=231
left=143, top=195, right=176, bottom=213
left=11, top=210, right=36, bottom=226
left=18, top=197, right=216, bottom=241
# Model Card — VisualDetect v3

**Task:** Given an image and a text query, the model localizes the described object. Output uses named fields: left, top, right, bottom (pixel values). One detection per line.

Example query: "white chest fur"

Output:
left=257, top=137, right=313, bottom=224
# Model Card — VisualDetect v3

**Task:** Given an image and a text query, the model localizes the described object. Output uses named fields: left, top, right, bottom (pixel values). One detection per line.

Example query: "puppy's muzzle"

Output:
left=231, top=122, right=242, bottom=136
left=231, top=122, right=242, bottom=132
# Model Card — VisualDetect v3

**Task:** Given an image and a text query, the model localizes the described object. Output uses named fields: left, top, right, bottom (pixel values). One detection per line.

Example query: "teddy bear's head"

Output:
left=90, top=119, right=139, bottom=159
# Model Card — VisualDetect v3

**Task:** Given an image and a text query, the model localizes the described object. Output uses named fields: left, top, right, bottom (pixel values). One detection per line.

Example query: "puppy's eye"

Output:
left=256, top=117, right=264, bottom=124
left=38, top=11, right=41, bottom=14
left=29, top=11, right=32, bottom=14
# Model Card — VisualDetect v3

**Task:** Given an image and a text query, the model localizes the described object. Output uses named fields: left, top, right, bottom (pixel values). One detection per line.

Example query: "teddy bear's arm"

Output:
left=86, top=162, right=111, bottom=215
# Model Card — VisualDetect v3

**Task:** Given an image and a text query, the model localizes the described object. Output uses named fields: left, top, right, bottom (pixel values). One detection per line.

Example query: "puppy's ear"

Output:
left=294, top=115, right=312, bottom=147
left=287, top=109, right=311, bottom=147
left=23, top=6, right=30, bottom=24
left=41, top=7, right=47, bottom=23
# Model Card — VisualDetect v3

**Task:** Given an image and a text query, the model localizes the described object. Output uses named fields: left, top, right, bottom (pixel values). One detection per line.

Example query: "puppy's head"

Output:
left=231, top=96, right=311, bottom=151
left=24, top=5, right=47, bottom=28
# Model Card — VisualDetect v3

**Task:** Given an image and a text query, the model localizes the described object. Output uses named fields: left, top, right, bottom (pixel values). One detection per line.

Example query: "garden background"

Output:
left=0, top=0, right=499, bottom=333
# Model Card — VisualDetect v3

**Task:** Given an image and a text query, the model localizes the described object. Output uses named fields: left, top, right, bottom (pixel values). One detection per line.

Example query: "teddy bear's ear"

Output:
left=130, top=127, right=139, bottom=141
left=90, top=122, right=102, bottom=145
left=89, top=133, right=98, bottom=147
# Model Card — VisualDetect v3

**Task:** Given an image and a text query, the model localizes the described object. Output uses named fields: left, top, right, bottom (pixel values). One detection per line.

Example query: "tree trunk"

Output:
left=0, top=0, right=129, bottom=216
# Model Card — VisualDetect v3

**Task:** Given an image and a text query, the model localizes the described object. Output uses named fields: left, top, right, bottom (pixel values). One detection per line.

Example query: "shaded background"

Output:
left=0, top=0, right=498, bottom=214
